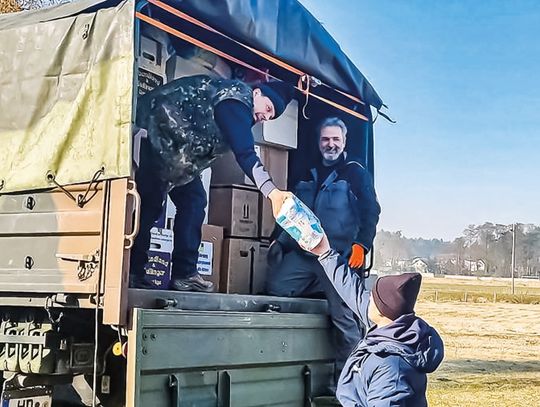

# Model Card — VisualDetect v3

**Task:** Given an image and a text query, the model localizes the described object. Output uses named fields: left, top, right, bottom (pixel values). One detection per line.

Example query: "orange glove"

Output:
left=348, top=244, right=365, bottom=268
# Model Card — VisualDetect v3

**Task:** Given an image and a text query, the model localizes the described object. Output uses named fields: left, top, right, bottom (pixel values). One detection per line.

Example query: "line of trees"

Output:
left=374, top=223, right=540, bottom=278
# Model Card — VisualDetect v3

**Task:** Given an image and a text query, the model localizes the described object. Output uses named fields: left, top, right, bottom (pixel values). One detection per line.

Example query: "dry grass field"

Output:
left=419, top=276, right=540, bottom=304
left=418, top=293, right=540, bottom=406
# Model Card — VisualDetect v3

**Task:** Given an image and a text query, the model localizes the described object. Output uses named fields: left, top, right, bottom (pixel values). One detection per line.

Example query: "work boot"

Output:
left=169, top=274, right=214, bottom=292
left=129, top=274, right=155, bottom=289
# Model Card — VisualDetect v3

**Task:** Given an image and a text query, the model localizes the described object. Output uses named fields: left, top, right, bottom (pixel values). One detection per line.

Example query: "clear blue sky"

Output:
left=300, top=0, right=540, bottom=241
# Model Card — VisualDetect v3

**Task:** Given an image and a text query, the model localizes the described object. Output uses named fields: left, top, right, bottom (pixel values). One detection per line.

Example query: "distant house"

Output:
left=464, top=259, right=486, bottom=273
left=436, top=253, right=458, bottom=265
left=411, top=257, right=429, bottom=274
left=392, top=257, right=430, bottom=273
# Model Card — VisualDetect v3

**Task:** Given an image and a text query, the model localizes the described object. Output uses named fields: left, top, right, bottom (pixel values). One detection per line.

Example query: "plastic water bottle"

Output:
left=275, top=194, right=324, bottom=251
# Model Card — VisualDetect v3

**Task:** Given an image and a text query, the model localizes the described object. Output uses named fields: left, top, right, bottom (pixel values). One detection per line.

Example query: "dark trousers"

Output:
left=266, top=250, right=363, bottom=379
left=130, top=142, right=207, bottom=280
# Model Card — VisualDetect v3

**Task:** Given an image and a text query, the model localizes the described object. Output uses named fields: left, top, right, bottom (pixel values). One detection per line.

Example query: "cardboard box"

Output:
left=259, top=198, right=276, bottom=239
left=256, top=145, right=289, bottom=238
left=209, top=185, right=259, bottom=238
left=252, top=240, right=270, bottom=295
left=255, top=145, right=289, bottom=189
left=210, top=146, right=287, bottom=238
left=210, top=144, right=288, bottom=189
left=259, top=198, right=276, bottom=238
left=259, top=146, right=289, bottom=238
left=166, top=50, right=232, bottom=82
left=143, top=228, right=173, bottom=289
left=197, top=225, right=223, bottom=291
left=220, top=238, right=260, bottom=294
left=137, top=34, right=168, bottom=96
left=252, top=99, right=298, bottom=149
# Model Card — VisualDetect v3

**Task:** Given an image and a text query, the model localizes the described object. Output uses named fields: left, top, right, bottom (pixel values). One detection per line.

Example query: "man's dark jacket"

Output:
left=279, top=154, right=380, bottom=256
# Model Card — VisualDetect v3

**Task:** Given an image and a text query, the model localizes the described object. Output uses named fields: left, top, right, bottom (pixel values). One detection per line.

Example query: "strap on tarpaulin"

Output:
left=135, top=10, right=369, bottom=122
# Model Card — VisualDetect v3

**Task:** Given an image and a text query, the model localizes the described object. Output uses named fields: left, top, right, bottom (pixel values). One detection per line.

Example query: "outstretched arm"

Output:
left=214, top=100, right=292, bottom=215
left=312, top=236, right=371, bottom=327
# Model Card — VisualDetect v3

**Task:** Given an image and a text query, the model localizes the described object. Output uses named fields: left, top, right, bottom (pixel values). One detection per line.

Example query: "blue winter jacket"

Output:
left=318, top=250, right=444, bottom=406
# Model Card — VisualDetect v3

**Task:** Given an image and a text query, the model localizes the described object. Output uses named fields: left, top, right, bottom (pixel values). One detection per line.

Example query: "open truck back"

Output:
left=0, top=0, right=383, bottom=405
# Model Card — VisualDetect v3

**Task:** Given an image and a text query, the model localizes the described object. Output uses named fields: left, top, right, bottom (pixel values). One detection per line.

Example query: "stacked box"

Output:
left=252, top=240, right=270, bottom=295
left=220, top=238, right=260, bottom=294
left=256, top=145, right=289, bottom=238
left=219, top=238, right=271, bottom=295
left=137, top=31, right=171, bottom=96
left=197, top=225, right=224, bottom=291
left=252, top=99, right=299, bottom=149
left=210, top=145, right=288, bottom=239
left=210, top=145, right=288, bottom=188
left=207, top=100, right=298, bottom=295
left=167, top=47, right=232, bottom=81
left=208, top=185, right=259, bottom=238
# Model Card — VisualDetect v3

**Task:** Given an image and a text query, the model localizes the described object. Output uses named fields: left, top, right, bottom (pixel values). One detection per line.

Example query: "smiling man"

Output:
left=267, top=117, right=381, bottom=384
left=131, top=74, right=294, bottom=291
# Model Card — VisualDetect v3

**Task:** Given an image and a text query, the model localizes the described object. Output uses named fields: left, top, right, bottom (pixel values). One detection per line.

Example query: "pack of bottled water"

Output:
left=275, top=195, right=324, bottom=251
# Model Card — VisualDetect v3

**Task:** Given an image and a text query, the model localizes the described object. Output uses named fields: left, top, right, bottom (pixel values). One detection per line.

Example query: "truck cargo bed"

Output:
left=128, top=289, right=328, bottom=315
left=126, top=291, right=334, bottom=406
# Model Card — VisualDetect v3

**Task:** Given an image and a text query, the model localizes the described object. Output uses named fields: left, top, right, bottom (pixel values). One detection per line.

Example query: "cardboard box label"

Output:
left=144, top=251, right=171, bottom=289
left=144, top=228, right=173, bottom=289
left=148, top=227, right=174, bottom=252
left=197, top=241, right=214, bottom=276
left=138, top=67, right=164, bottom=96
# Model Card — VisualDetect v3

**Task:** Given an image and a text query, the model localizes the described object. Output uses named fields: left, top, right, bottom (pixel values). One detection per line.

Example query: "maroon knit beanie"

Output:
left=372, top=273, right=422, bottom=320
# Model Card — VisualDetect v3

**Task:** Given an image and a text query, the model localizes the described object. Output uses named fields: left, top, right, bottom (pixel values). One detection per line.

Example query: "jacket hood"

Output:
left=364, top=313, right=444, bottom=373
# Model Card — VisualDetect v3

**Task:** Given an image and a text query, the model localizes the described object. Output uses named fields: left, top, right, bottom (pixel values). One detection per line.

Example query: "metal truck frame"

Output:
left=0, top=0, right=382, bottom=405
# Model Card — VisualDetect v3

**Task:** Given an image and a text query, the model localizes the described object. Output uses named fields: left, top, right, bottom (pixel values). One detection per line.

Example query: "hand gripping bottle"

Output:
left=275, top=194, right=324, bottom=251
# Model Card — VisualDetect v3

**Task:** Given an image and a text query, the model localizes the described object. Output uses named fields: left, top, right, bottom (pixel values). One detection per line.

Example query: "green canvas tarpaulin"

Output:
left=0, top=0, right=134, bottom=193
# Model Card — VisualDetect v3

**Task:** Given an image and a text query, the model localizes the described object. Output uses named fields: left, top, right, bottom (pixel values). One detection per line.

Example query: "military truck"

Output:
left=0, top=0, right=383, bottom=405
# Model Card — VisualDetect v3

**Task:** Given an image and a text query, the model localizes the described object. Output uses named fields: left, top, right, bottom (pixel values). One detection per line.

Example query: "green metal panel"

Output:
left=138, top=311, right=333, bottom=371
left=219, top=364, right=334, bottom=407
left=139, top=371, right=218, bottom=407
left=128, top=289, right=328, bottom=314
left=130, top=308, right=335, bottom=406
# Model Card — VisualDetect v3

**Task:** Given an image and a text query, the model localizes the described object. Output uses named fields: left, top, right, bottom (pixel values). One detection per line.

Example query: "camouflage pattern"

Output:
left=136, top=75, right=253, bottom=187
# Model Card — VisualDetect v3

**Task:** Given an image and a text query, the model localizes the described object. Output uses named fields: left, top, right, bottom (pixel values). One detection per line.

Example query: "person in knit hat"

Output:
left=310, top=234, right=444, bottom=406
left=131, top=75, right=295, bottom=291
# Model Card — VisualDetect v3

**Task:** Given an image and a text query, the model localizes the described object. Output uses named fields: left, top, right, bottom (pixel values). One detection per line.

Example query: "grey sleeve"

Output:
left=318, top=249, right=371, bottom=327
